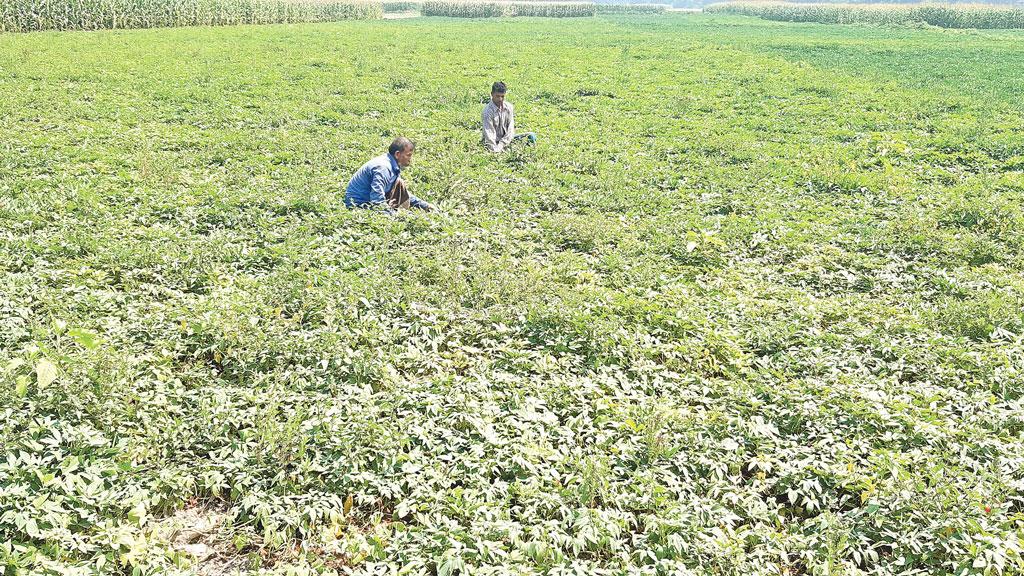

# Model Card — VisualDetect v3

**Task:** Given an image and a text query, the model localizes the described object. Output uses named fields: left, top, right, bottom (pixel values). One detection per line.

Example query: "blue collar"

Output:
left=387, top=153, right=401, bottom=174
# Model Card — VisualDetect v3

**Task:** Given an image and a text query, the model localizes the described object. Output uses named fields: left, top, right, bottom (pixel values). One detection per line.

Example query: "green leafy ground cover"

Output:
left=1, top=14, right=1023, bottom=576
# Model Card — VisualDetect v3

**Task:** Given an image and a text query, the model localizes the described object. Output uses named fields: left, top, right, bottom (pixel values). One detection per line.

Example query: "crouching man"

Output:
left=482, top=81, right=537, bottom=153
left=344, top=137, right=435, bottom=212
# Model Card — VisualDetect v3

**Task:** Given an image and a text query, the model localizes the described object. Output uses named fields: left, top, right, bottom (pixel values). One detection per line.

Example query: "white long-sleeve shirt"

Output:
left=481, top=100, right=515, bottom=152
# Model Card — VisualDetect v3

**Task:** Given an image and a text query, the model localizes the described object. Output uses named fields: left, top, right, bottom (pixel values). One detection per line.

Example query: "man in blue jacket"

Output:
left=344, top=137, right=434, bottom=212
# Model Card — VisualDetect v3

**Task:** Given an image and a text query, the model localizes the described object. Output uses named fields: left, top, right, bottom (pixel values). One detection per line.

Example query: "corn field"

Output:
left=595, top=2, right=668, bottom=13
left=382, top=0, right=420, bottom=10
left=705, top=1, right=1024, bottom=29
left=421, top=0, right=595, bottom=17
left=0, top=0, right=383, bottom=32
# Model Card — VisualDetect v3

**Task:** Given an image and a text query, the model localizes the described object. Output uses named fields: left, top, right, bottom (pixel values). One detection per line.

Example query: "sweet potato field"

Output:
left=1, top=13, right=1023, bottom=576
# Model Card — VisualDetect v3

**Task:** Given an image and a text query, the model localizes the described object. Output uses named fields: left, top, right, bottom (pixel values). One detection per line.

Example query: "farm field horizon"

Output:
left=2, top=13, right=1023, bottom=575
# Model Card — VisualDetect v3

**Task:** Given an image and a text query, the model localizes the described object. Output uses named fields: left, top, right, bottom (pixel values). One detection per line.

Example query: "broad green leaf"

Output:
left=15, top=376, right=29, bottom=398
left=68, top=328, right=99, bottom=350
left=35, top=359, right=57, bottom=389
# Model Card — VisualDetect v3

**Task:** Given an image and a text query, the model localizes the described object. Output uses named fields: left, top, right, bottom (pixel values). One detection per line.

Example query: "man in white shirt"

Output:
left=481, top=81, right=537, bottom=153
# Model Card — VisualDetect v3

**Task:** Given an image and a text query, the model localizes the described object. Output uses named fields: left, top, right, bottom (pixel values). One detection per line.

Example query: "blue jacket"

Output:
left=344, top=153, right=427, bottom=210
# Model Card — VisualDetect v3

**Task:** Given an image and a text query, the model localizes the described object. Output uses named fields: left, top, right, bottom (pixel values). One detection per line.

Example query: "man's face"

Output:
left=491, top=91, right=506, bottom=108
left=394, top=146, right=414, bottom=168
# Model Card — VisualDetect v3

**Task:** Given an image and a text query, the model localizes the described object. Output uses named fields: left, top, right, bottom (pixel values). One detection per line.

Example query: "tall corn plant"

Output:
left=511, top=1, right=593, bottom=16
left=421, top=1, right=505, bottom=16
left=421, top=0, right=594, bottom=17
left=382, top=0, right=420, bottom=11
left=594, top=3, right=667, bottom=14
left=0, top=0, right=382, bottom=32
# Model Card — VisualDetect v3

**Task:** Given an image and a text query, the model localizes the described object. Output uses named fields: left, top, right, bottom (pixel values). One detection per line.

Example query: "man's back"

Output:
left=345, top=153, right=399, bottom=207
left=343, top=140, right=433, bottom=212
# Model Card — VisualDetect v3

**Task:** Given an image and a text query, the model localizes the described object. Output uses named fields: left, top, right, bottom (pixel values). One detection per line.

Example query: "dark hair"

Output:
left=389, top=137, right=415, bottom=156
left=491, top=81, right=507, bottom=94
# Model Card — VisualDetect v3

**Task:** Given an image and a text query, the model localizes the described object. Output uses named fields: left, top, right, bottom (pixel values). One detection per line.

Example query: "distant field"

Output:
left=420, top=1, right=596, bottom=17
left=706, top=1, right=1024, bottom=29
left=1, top=14, right=1023, bottom=576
